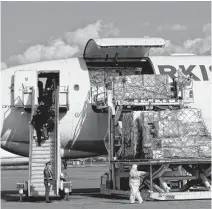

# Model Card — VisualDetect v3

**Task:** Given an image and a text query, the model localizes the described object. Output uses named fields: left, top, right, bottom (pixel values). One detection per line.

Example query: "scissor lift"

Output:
left=100, top=74, right=211, bottom=201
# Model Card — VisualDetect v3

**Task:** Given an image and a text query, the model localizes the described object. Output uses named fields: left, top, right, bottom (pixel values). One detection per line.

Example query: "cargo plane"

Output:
left=1, top=38, right=211, bottom=166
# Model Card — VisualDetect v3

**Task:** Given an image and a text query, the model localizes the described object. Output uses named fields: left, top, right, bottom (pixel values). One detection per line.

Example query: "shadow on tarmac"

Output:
left=1, top=188, right=128, bottom=203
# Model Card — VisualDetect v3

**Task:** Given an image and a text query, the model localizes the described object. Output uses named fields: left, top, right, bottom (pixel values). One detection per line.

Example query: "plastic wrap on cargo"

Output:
left=118, top=108, right=211, bottom=159
left=88, top=68, right=141, bottom=103
left=163, top=147, right=199, bottom=158
left=143, top=108, right=211, bottom=159
left=113, top=75, right=171, bottom=103
left=120, top=112, right=137, bottom=159
left=142, top=108, right=210, bottom=138
left=88, top=70, right=172, bottom=106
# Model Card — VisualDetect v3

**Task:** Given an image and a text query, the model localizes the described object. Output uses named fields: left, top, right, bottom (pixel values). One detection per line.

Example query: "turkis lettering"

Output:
left=158, top=65, right=211, bottom=81
left=179, top=65, right=200, bottom=81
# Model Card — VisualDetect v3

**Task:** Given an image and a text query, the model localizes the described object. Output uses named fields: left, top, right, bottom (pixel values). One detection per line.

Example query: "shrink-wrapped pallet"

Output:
left=88, top=68, right=148, bottom=105
left=89, top=70, right=172, bottom=106
left=120, top=112, right=137, bottom=159
left=141, top=108, right=209, bottom=137
left=119, top=111, right=161, bottom=159
left=119, top=108, right=211, bottom=159
left=141, top=108, right=211, bottom=159
left=113, top=75, right=171, bottom=103
left=163, top=147, right=199, bottom=158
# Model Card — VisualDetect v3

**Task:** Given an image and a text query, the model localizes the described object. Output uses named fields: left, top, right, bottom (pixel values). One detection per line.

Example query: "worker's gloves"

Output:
left=48, top=183, right=51, bottom=186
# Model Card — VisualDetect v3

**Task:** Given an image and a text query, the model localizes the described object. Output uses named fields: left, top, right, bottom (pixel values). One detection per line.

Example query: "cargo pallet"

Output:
left=100, top=75, right=211, bottom=201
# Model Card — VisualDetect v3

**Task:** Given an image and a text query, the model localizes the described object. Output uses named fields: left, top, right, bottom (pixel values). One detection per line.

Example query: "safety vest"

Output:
left=44, top=167, right=53, bottom=180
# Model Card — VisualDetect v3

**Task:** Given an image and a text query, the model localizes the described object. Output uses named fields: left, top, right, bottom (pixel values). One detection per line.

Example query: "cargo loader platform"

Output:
left=98, top=73, right=211, bottom=201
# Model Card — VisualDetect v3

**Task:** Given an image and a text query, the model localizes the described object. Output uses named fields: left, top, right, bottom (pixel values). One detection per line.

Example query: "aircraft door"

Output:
left=59, top=71, right=71, bottom=109
left=14, top=70, right=38, bottom=107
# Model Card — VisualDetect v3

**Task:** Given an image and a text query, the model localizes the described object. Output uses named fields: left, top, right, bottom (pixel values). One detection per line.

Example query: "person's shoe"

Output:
left=38, top=143, right=41, bottom=146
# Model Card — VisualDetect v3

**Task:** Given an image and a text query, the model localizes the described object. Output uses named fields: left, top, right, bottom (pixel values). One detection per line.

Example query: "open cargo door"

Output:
left=14, top=70, right=38, bottom=107
left=83, top=38, right=165, bottom=60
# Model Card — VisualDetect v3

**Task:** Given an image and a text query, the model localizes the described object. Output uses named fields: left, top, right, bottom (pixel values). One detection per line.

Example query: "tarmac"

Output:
left=1, top=166, right=211, bottom=209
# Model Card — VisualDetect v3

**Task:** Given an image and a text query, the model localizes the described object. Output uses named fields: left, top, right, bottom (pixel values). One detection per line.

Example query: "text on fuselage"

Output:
left=158, top=65, right=212, bottom=81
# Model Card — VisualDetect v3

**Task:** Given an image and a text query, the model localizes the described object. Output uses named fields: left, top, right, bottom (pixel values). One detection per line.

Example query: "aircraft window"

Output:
left=74, top=84, right=79, bottom=91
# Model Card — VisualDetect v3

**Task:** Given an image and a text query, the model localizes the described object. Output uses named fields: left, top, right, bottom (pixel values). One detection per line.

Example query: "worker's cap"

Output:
left=46, top=162, right=51, bottom=166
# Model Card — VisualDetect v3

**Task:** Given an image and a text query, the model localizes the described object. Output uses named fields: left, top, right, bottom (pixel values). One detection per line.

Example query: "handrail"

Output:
left=55, top=87, right=60, bottom=195
left=66, top=86, right=69, bottom=110
left=28, top=88, right=36, bottom=196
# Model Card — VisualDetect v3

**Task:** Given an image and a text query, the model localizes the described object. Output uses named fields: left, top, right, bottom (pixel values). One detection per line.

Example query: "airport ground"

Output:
left=1, top=166, right=211, bottom=209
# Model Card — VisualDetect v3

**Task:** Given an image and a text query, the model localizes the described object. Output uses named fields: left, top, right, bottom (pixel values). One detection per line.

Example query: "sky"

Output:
left=1, top=1, right=211, bottom=69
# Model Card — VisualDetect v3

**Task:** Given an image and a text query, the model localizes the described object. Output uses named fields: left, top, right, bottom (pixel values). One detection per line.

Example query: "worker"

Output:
left=47, top=116, right=54, bottom=133
left=31, top=109, right=44, bottom=146
left=48, top=107, right=55, bottom=118
left=37, top=101, right=49, bottom=123
left=44, top=162, right=53, bottom=203
left=37, top=101, right=50, bottom=139
left=129, top=164, right=148, bottom=204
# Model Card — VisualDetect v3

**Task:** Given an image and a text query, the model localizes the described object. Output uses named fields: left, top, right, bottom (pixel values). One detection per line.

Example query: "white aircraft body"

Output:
left=1, top=38, right=211, bottom=164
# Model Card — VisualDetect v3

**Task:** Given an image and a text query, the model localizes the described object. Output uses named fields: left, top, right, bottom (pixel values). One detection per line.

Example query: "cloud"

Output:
left=203, top=23, right=211, bottom=36
left=1, top=62, right=7, bottom=70
left=151, top=23, right=211, bottom=55
left=157, top=24, right=187, bottom=32
left=144, top=22, right=150, bottom=26
left=7, top=20, right=120, bottom=66
left=64, top=21, right=120, bottom=54
left=171, top=24, right=187, bottom=31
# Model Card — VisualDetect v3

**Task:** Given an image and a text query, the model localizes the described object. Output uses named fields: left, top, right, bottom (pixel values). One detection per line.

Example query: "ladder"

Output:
left=28, top=87, right=61, bottom=196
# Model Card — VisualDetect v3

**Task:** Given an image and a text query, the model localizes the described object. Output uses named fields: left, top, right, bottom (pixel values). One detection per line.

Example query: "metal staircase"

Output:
left=16, top=78, right=72, bottom=201
left=28, top=88, right=61, bottom=197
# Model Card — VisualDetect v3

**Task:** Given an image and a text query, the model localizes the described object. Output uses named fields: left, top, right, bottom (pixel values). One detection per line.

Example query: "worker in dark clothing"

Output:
left=38, top=80, right=44, bottom=104
left=37, top=101, right=49, bottom=123
left=46, top=107, right=55, bottom=134
left=47, top=117, right=55, bottom=133
left=44, top=162, right=53, bottom=203
left=48, top=108, right=55, bottom=118
left=36, top=101, right=50, bottom=139
left=31, top=110, right=43, bottom=146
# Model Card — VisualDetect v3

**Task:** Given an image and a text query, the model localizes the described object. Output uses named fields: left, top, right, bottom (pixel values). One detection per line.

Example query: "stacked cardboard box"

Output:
left=113, top=75, right=171, bottom=102
left=89, top=72, right=172, bottom=106
left=118, top=108, right=211, bottom=159
left=89, top=68, right=141, bottom=105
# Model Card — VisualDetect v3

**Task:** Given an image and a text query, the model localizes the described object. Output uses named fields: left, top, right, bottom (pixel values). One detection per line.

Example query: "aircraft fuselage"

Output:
left=1, top=56, right=211, bottom=159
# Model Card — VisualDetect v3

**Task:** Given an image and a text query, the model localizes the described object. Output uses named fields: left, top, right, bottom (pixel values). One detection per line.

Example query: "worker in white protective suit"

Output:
left=129, top=164, right=147, bottom=204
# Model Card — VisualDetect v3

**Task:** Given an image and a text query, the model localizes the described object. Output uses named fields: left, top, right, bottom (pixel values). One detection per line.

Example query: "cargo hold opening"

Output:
left=37, top=71, right=59, bottom=105
left=83, top=38, right=165, bottom=112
